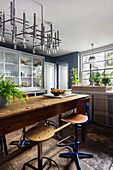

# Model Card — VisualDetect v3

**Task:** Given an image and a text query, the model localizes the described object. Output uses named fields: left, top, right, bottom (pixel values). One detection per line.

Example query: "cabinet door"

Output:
left=94, top=94, right=113, bottom=127
left=58, top=64, right=68, bottom=89
left=33, top=58, right=43, bottom=87
left=5, top=52, right=19, bottom=84
left=20, top=55, right=32, bottom=87
left=44, top=62, right=55, bottom=93
left=0, top=51, right=4, bottom=76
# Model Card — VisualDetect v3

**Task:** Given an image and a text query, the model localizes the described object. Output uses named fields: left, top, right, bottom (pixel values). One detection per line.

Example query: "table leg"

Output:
left=59, top=114, right=62, bottom=127
left=38, top=142, right=43, bottom=170
left=2, top=136, right=8, bottom=155
left=0, top=136, right=3, bottom=151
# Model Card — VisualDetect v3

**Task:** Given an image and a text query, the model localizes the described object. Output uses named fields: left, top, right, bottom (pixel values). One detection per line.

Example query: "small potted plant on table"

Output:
left=0, top=74, right=28, bottom=106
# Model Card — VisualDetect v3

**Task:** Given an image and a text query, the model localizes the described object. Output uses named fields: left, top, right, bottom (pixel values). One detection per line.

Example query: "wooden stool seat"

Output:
left=61, top=113, right=88, bottom=124
left=25, top=125, right=55, bottom=142
left=23, top=125, right=60, bottom=170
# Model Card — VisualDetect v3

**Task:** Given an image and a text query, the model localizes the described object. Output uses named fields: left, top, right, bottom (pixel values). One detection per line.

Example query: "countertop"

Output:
left=16, top=87, right=47, bottom=93
left=72, top=90, right=113, bottom=95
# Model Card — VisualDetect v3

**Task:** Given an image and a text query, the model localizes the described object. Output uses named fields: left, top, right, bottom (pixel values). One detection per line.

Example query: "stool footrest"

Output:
left=78, top=152, right=94, bottom=158
left=23, top=156, right=60, bottom=170
left=59, top=151, right=94, bottom=158
left=9, top=139, right=30, bottom=147
left=23, top=162, right=37, bottom=170
left=57, top=135, right=79, bottom=147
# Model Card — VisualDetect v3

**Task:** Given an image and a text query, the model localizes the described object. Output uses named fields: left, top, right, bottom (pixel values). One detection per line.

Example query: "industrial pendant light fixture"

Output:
left=89, top=43, right=96, bottom=85
left=89, top=43, right=96, bottom=64
left=0, top=0, right=61, bottom=54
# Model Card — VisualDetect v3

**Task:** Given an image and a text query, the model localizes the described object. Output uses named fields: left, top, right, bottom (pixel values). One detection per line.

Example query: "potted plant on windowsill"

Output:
left=89, top=71, right=101, bottom=86
left=71, top=68, right=79, bottom=85
left=101, top=70, right=113, bottom=86
left=0, top=73, right=28, bottom=107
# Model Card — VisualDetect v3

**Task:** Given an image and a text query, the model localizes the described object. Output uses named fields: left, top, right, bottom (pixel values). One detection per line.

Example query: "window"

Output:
left=82, top=50, right=113, bottom=85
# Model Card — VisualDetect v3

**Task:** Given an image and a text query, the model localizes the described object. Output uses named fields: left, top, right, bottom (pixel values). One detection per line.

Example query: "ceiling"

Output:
left=0, top=0, right=113, bottom=56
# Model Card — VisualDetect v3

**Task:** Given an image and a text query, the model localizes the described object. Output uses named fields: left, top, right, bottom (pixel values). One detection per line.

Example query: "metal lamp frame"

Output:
left=0, top=0, right=61, bottom=54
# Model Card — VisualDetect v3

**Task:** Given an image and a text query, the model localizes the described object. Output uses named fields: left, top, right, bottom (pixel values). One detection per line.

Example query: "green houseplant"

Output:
left=0, top=73, right=28, bottom=106
left=101, top=70, right=113, bottom=86
left=71, top=68, right=79, bottom=85
left=89, top=71, right=101, bottom=86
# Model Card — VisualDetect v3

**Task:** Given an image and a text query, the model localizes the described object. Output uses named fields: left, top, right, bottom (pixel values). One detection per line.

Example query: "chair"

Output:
left=57, top=98, right=93, bottom=170
left=22, top=125, right=60, bottom=170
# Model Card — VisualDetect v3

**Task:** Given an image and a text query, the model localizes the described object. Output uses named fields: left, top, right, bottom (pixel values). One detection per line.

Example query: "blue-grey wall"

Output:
left=45, top=52, right=80, bottom=89
left=45, top=56, right=55, bottom=63
left=54, top=52, right=79, bottom=88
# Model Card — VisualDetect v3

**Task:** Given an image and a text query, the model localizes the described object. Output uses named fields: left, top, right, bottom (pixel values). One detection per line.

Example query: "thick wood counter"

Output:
left=0, top=94, right=88, bottom=136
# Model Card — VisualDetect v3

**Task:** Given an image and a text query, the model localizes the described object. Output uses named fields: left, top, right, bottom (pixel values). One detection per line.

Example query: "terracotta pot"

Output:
left=0, top=97, right=7, bottom=107
left=72, top=83, right=77, bottom=85
left=95, top=84, right=100, bottom=86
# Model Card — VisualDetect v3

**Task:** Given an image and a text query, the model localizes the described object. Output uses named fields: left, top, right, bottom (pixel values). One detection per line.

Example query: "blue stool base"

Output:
left=57, top=122, right=94, bottom=170
left=57, top=135, right=80, bottom=147
left=9, top=127, right=30, bottom=147
left=59, top=151, right=93, bottom=157
left=59, top=152, right=93, bottom=170
left=9, top=138, right=30, bottom=147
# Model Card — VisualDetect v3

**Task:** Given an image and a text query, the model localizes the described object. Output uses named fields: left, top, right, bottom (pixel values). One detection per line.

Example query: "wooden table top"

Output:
left=0, top=94, right=88, bottom=120
left=0, top=94, right=88, bottom=136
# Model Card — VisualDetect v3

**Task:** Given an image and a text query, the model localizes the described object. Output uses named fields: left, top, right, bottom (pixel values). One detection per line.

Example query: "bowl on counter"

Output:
left=51, top=89, right=64, bottom=96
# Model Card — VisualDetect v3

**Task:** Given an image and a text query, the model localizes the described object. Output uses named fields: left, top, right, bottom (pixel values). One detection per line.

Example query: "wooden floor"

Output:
left=0, top=121, right=113, bottom=170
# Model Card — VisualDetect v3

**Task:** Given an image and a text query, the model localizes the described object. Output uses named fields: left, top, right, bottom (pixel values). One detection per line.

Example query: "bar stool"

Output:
left=59, top=112, right=86, bottom=143
left=22, top=125, right=60, bottom=170
left=57, top=98, right=93, bottom=170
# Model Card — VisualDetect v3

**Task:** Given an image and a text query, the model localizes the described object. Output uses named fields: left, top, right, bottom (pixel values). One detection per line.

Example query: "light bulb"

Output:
left=23, top=38, right=26, bottom=44
left=57, top=46, right=60, bottom=51
left=54, top=48, right=57, bottom=53
left=14, top=43, right=17, bottom=50
left=23, top=43, right=27, bottom=49
left=2, top=37, right=5, bottom=43
left=50, top=44, right=53, bottom=49
left=47, top=49, right=51, bottom=55
left=0, top=35, right=2, bottom=42
left=33, top=48, right=35, bottom=54
left=52, top=48, right=55, bottom=53
left=41, top=44, right=45, bottom=51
